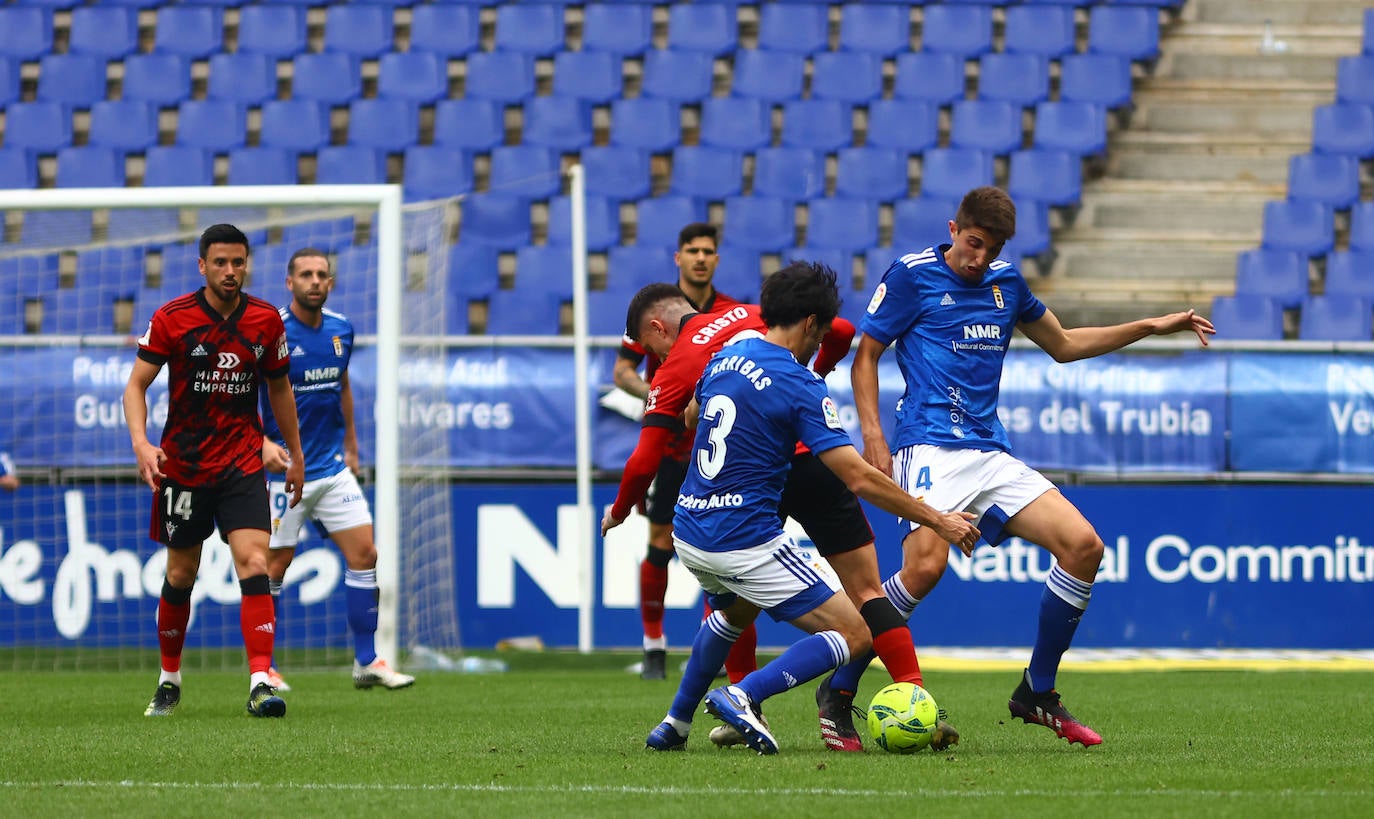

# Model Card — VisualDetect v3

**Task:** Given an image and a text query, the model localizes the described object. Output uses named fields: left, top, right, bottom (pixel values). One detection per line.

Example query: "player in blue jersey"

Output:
left=635, top=261, right=980, bottom=754
left=260, top=248, right=415, bottom=692
left=847, top=187, right=1215, bottom=746
left=0, top=450, right=16, bottom=491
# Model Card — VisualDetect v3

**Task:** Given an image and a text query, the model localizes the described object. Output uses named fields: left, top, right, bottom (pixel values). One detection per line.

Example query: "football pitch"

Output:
left=3, top=653, right=1371, bottom=818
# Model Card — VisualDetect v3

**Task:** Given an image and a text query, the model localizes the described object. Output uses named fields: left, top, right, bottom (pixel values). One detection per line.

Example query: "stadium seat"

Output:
left=448, top=243, right=501, bottom=300
left=1352, top=202, right=1374, bottom=253
left=712, top=245, right=761, bottom=303
left=951, top=100, right=1025, bottom=156
left=464, top=51, right=537, bottom=104
left=157, top=242, right=204, bottom=294
left=700, top=98, right=771, bottom=151
left=76, top=246, right=146, bottom=293
left=4, top=102, right=72, bottom=153
left=0, top=7, right=53, bottom=61
left=669, top=146, right=744, bottom=201
left=1087, top=6, right=1160, bottom=63
left=68, top=6, right=137, bottom=58
left=921, top=148, right=996, bottom=201
left=1003, top=5, right=1077, bottom=59
left=1298, top=294, right=1372, bottom=341
left=433, top=99, right=504, bottom=152
left=88, top=100, right=157, bottom=152
left=347, top=99, right=419, bottom=152
left=787, top=247, right=856, bottom=289
left=121, top=54, right=192, bottom=107
left=838, top=4, right=912, bottom=57
left=377, top=52, right=447, bottom=104
left=176, top=100, right=247, bottom=151
left=55, top=146, right=124, bottom=188
left=1286, top=153, right=1361, bottom=210
left=977, top=53, right=1051, bottom=108
left=0, top=58, right=18, bottom=108
left=1208, top=294, right=1285, bottom=341
left=780, top=100, right=854, bottom=153
left=0, top=148, right=37, bottom=189
left=41, top=287, right=128, bottom=335
left=731, top=49, right=805, bottom=103
left=549, top=194, right=620, bottom=252
left=1311, top=103, right=1374, bottom=159
left=20, top=210, right=93, bottom=249
left=1059, top=54, right=1135, bottom=110
left=919, top=5, right=994, bottom=60
left=489, top=146, right=562, bottom=200
left=862, top=100, right=937, bottom=155
left=1033, top=101, right=1109, bottom=157
left=634, top=196, right=707, bottom=248
left=1365, top=8, right=1374, bottom=55
left=522, top=97, right=594, bottom=151
left=459, top=193, right=531, bottom=249
left=607, top=245, right=674, bottom=291
left=893, top=51, right=967, bottom=107
left=258, top=100, right=328, bottom=152
left=280, top=217, right=356, bottom=254
left=402, top=147, right=474, bottom=201
left=409, top=4, right=480, bottom=57
left=1261, top=200, right=1335, bottom=257
left=893, top=196, right=959, bottom=249
left=812, top=52, right=883, bottom=103
left=667, top=4, right=737, bottom=56
left=323, top=4, right=393, bottom=59
left=228, top=148, right=297, bottom=186
left=1233, top=248, right=1308, bottom=309
left=723, top=196, right=794, bottom=252
left=485, top=290, right=562, bottom=336
left=514, top=246, right=575, bottom=299
left=495, top=3, right=566, bottom=57
left=806, top=198, right=879, bottom=251
left=759, top=3, right=828, bottom=54
left=753, top=147, right=825, bottom=202
left=143, top=146, right=213, bottom=187
left=290, top=53, right=361, bottom=106
left=36, top=54, right=107, bottom=108
left=315, top=146, right=386, bottom=185
left=835, top=147, right=908, bottom=202
left=585, top=289, right=640, bottom=337
left=580, top=146, right=652, bottom=202
left=582, top=3, right=653, bottom=56
left=609, top=97, right=681, bottom=153
left=207, top=53, right=276, bottom=106
left=236, top=5, right=307, bottom=58
left=1006, top=197, right=1053, bottom=259
left=552, top=51, right=623, bottom=104
left=641, top=49, right=714, bottom=102
left=1322, top=250, right=1374, bottom=302
left=151, top=6, right=222, bottom=59
left=1008, top=148, right=1083, bottom=208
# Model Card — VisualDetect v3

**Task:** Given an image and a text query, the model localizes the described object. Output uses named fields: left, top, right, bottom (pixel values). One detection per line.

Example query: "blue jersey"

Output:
left=674, top=335, right=854, bottom=553
left=261, top=306, right=354, bottom=481
left=860, top=245, right=1046, bottom=454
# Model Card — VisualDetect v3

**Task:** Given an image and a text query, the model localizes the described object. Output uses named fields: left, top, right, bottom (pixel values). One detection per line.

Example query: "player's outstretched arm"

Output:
left=123, top=357, right=166, bottom=491
left=850, top=333, right=893, bottom=476
left=1021, top=307, right=1216, bottom=364
left=601, top=424, right=677, bottom=535
left=613, top=354, right=651, bottom=400
left=265, top=374, right=305, bottom=507
left=340, top=371, right=360, bottom=475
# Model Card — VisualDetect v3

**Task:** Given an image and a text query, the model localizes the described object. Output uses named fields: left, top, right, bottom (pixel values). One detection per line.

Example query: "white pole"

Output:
left=569, top=165, right=596, bottom=654
left=372, top=187, right=404, bottom=667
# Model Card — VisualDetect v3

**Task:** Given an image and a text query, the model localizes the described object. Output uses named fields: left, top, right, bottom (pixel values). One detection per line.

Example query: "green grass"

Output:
left=3, top=658, right=1371, bottom=818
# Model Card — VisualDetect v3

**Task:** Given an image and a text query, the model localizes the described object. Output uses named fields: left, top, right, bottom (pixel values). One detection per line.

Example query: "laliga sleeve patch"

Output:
left=866, top=282, right=887, bottom=314
left=822, top=396, right=842, bottom=429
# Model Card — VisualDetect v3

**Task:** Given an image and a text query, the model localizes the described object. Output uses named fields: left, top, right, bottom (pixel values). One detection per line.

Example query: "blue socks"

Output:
left=667, top=610, right=741, bottom=725
left=1027, top=564, right=1093, bottom=692
left=736, top=630, right=849, bottom=704
left=345, top=568, right=380, bottom=666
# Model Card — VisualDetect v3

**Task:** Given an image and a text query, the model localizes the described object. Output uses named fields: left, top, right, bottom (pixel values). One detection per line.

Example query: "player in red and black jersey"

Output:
left=124, top=223, right=305, bottom=719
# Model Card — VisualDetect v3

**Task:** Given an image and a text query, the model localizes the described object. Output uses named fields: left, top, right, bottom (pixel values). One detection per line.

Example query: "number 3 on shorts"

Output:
left=163, top=486, right=194, bottom=520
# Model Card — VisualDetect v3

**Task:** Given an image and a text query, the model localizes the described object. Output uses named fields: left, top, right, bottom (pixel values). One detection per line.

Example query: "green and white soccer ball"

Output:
left=866, top=682, right=939, bottom=754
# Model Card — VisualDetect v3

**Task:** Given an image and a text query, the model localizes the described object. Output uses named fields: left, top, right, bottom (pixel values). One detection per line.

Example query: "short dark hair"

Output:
left=953, top=186, right=1017, bottom=245
left=625, top=282, right=692, bottom=341
left=199, top=224, right=251, bottom=259
left=288, top=247, right=330, bottom=277
left=677, top=222, right=718, bottom=249
left=760, top=261, right=840, bottom=329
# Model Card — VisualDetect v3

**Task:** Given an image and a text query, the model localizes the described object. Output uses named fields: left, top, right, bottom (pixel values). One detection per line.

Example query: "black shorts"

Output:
left=150, top=470, right=271, bottom=548
left=646, top=456, right=689, bottom=526
left=779, top=451, right=874, bottom=558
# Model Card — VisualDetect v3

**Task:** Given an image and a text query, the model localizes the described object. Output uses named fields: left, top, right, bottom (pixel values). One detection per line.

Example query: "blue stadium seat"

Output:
left=1323, top=250, right=1374, bottom=302
left=465, top=51, right=537, bottom=104
left=151, top=6, right=222, bottom=59
left=581, top=146, right=652, bottom=201
left=42, top=288, right=129, bottom=335
left=496, top=3, right=566, bottom=57
left=259, top=100, right=328, bottom=152
left=378, top=52, right=447, bottom=104
left=731, top=49, right=805, bottom=103
left=700, top=97, right=771, bottom=151
left=323, top=4, right=394, bottom=59
left=69, top=6, right=137, bottom=58
left=1365, top=8, right=1374, bottom=55
left=667, top=4, right=737, bottom=56
left=1059, top=54, right=1134, bottom=110
left=896, top=194, right=960, bottom=243
left=951, top=100, right=1025, bottom=156
left=641, top=49, right=714, bottom=102
left=712, top=245, right=761, bottom=303
left=236, top=5, right=306, bottom=58
left=402, top=147, right=473, bottom=201
left=88, top=100, right=157, bottom=152
left=552, top=51, right=623, bottom=104
left=758, top=3, right=827, bottom=54
left=176, top=100, right=246, bottom=151
left=143, top=146, right=213, bottom=187
left=585, top=289, right=640, bottom=336
left=514, top=246, right=575, bottom=299
left=1287, top=153, right=1360, bottom=210
left=838, top=4, right=911, bottom=56
left=753, top=147, right=825, bottom=202
left=780, top=100, right=853, bottom=152
left=893, top=51, right=967, bottom=107
left=448, top=243, right=501, bottom=299
left=280, top=217, right=356, bottom=254
left=582, top=3, right=653, bottom=56
left=549, top=194, right=620, bottom=251
left=37, top=55, right=106, bottom=108
left=409, top=4, right=480, bottom=57
left=1336, top=57, right=1374, bottom=108
left=835, top=147, right=908, bottom=202
left=0, top=149, right=37, bottom=189
left=157, top=243, right=204, bottom=294
left=807, top=197, right=878, bottom=251
left=607, top=245, right=674, bottom=290
left=0, top=7, right=52, bottom=61
left=290, top=53, right=361, bottom=106
left=522, top=97, right=594, bottom=151
left=433, top=99, right=504, bottom=151
left=812, top=52, right=883, bottom=103
left=1006, top=197, right=1053, bottom=259
left=459, top=194, right=531, bottom=249
left=347, top=99, right=419, bottom=152
left=609, top=97, right=681, bottom=153
left=228, top=148, right=297, bottom=186
left=77, top=246, right=146, bottom=293
left=55, top=146, right=124, bottom=188
left=1209, top=294, right=1284, bottom=341
left=634, top=196, right=707, bottom=248
left=1352, top=202, right=1374, bottom=253
left=121, top=54, right=191, bottom=107
left=1004, top=5, right=1077, bottom=59
left=866, top=99, right=940, bottom=155
left=1008, top=148, right=1082, bottom=207
left=315, top=146, right=386, bottom=185
left=670, top=146, right=744, bottom=200
left=1299, top=294, right=1372, bottom=341
left=1312, top=103, right=1374, bottom=159
left=0, top=255, right=60, bottom=333
left=1034, top=101, right=1109, bottom=157
left=977, top=53, right=1051, bottom=108
left=0, top=58, right=17, bottom=108
left=1234, top=248, right=1308, bottom=309
left=787, top=247, right=855, bottom=288
left=723, top=196, right=794, bottom=252
left=485, top=290, right=562, bottom=336
left=489, top=146, right=562, bottom=200
left=1261, top=200, right=1334, bottom=257
left=920, top=5, right=994, bottom=60
left=4, top=102, right=71, bottom=153
left=207, top=53, right=276, bottom=106
left=20, top=210, right=93, bottom=249
left=1087, top=6, right=1160, bottom=63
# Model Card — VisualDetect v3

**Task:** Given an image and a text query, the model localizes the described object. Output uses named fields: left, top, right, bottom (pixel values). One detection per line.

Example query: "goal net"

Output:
left=0, top=185, right=463, bottom=673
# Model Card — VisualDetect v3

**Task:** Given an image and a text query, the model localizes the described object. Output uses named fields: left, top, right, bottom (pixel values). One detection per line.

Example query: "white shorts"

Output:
left=892, top=444, right=1055, bottom=545
left=672, top=532, right=842, bottom=623
left=269, top=469, right=373, bottom=549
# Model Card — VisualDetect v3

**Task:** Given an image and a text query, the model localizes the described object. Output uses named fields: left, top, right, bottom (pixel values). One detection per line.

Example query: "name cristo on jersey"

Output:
left=691, top=306, right=751, bottom=344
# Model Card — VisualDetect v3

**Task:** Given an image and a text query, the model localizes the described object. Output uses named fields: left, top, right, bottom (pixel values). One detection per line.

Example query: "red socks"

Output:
left=639, top=559, right=668, bottom=640
left=240, top=593, right=276, bottom=675
left=872, top=626, right=923, bottom=686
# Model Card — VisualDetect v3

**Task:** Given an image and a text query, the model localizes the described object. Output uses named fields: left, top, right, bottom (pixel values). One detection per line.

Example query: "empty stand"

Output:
left=459, top=194, right=531, bottom=250
left=291, top=53, right=362, bottom=106
left=1286, top=153, right=1361, bottom=210
left=489, top=146, right=562, bottom=200
left=1008, top=148, right=1084, bottom=208
left=121, top=54, right=192, bottom=106
left=68, top=6, right=138, bottom=59
left=669, top=146, right=744, bottom=201
left=758, top=3, right=827, bottom=54
left=434, top=99, right=504, bottom=152
left=641, top=49, right=714, bottom=102
left=811, top=52, right=883, bottom=103
left=865, top=99, right=940, bottom=154
left=522, top=97, right=594, bottom=152
left=950, top=100, right=1025, bottom=156
left=919, top=5, right=994, bottom=60
left=495, top=4, right=566, bottom=57
left=1261, top=200, right=1335, bottom=257
left=548, top=195, right=619, bottom=252
left=582, top=4, right=653, bottom=56
left=1298, top=295, right=1372, bottom=342
left=835, top=147, right=908, bottom=202
left=315, top=146, right=386, bottom=185
left=806, top=198, right=879, bottom=251
left=464, top=51, right=537, bottom=104
left=1323, top=251, right=1374, bottom=302
left=409, top=4, right=480, bottom=58
left=700, top=98, right=771, bottom=151
left=753, top=147, right=826, bottom=202
left=1209, top=295, right=1285, bottom=341
left=0, top=7, right=53, bottom=61
left=919, top=148, right=995, bottom=200
left=151, top=6, right=222, bottom=59
left=37, top=54, right=107, bottom=108
left=667, top=4, right=738, bottom=56
left=780, top=100, right=854, bottom=152
left=55, top=147, right=125, bottom=189
left=838, top=4, right=912, bottom=57
left=207, top=53, right=276, bottom=106
left=732, top=49, right=805, bottom=103
left=1311, top=103, right=1374, bottom=159
left=1003, top=5, right=1077, bottom=59
left=634, top=196, right=707, bottom=248
left=552, top=51, right=623, bottom=104
left=1234, top=248, right=1308, bottom=309
left=894, top=51, right=967, bottom=106
left=4, top=102, right=72, bottom=153
left=143, top=146, right=214, bottom=187
left=323, top=4, right=395, bottom=59
left=580, top=146, right=652, bottom=202
left=88, top=100, right=158, bottom=152
left=402, top=147, right=474, bottom=201
left=378, top=52, right=448, bottom=104
left=236, top=5, right=306, bottom=59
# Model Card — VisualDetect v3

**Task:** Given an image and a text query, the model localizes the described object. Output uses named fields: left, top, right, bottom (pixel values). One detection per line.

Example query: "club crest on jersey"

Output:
left=991, top=285, right=1004, bottom=310
left=252, top=344, right=265, bottom=359
left=821, top=396, right=842, bottom=429
left=867, top=282, right=887, bottom=314
left=332, top=335, right=343, bottom=356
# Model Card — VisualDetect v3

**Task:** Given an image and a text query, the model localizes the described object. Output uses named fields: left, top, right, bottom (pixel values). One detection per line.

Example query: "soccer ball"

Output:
left=866, top=682, right=939, bottom=754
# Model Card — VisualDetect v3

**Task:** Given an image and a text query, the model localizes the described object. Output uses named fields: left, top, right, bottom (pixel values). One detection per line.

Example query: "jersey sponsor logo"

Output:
left=821, top=396, right=842, bottom=429
left=332, top=336, right=343, bottom=357
left=303, top=366, right=341, bottom=383
left=676, top=491, right=745, bottom=510
left=190, top=343, right=208, bottom=357
left=963, top=324, right=1002, bottom=340
left=690, top=306, right=751, bottom=345
left=992, top=284, right=1004, bottom=310
left=217, top=352, right=241, bottom=369
left=940, top=293, right=956, bottom=306
left=867, top=282, right=887, bottom=314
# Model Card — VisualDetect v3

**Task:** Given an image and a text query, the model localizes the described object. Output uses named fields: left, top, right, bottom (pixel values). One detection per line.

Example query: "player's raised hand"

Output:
left=284, top=459, right=304, bottom=508
left=600, top=509, right=626, bottom=537
left=933, top=511, right=980, bottom=556
left=1157, top=309, right=1216, bottom=347
left=133, top=441, right=166, bottom=491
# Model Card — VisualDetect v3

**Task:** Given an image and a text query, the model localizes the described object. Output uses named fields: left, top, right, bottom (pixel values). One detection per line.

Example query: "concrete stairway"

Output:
left=1034, top=0, right=1366, bottom=328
